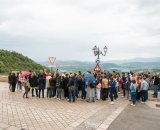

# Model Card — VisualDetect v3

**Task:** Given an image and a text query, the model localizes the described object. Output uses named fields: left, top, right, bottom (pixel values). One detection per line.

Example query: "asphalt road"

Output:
left=107, top=103, right=160, bottom=130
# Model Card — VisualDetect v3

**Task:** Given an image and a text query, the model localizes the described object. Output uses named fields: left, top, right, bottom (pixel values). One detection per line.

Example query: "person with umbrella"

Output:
left=84, top=71, right=96, bottom=102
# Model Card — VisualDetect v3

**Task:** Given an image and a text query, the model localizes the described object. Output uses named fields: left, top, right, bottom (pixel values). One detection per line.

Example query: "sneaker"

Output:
left=141, top=102, right=145, bottom=104
left=110, top=102, right=114, bottom=105
left=131, top=104, right=135, bottom=106
left=121, top=96, right=124, bottom=98
left=115, top=98, right=118, bottom=101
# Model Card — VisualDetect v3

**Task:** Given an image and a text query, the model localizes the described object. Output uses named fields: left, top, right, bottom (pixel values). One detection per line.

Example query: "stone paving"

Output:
left=0, top=82, right=129, bottom=130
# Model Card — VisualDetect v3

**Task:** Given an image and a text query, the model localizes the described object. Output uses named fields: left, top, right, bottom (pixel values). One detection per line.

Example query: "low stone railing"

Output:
left=0, top=75, right=8, bottom=82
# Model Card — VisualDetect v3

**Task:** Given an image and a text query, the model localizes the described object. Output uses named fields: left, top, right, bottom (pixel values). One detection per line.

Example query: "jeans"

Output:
left=17, top=81, right=22, bottom=90
left=154, top=85, right=158, bottom=97
left=47, top=88, right=51, bottom=98
left=82, top=86, right=86, bottom=99
left=141, top=90, right=147, bottom=102
left=131, top=92, right=136, bottom=104
left=114, top=87, right=118, bottom=99
left=57, top=88, right=62, bottom=99
left=75, top=85, right=79, bottom=98
left=69, top=87, right=75, bottom=102
left=110, top=91, right=114, bottom=102
left=146, top=90, right=148, bottom=100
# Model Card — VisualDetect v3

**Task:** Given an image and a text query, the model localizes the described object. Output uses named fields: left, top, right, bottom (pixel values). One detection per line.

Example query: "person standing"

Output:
left=23, top=76, right=29, bottom=98
left=121, top=73, right=127, bottom=98
left=140, top=76, right=149, bottom=103
left=38, top=75, right=46, bottom=98
left=8, top=73, right=12, bottom=91
left=64, top=74, right=69, bottom=99
left=145, top=74, right=150, bottom=100
left=101, top=76, right=109, bottom=100
left=56, top=76, right=62, bottom=100
left=130, top=79, right=137, bottom=106
left=16, top=72, right=22, bottom=90
left=67, top=74, right=75, bottom=102
left=126, top=77, right=130, bottom=100
left=30, top=73, right=38, bottom=97
left=81, top=74, right=86, bottom=100
left=136, top=75, right=141, bottom=101
left=109, top=77, right=116, bottom=105
left=46, top=73, right=52, bottom=98
left=88, top=75, right=96, bottom=102
left=77, top=71, right=83, bottom=98
left=11, top=73, right=17, bottom=92
left=153, top=73, right=159, bottom=98
left=96, top=78, right=101, bottom=100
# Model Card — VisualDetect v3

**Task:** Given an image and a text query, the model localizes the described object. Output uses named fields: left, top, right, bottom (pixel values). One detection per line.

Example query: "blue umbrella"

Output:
left=121, top=68, right=130, bottom=73
left=84, top=73, right=96, bottom=85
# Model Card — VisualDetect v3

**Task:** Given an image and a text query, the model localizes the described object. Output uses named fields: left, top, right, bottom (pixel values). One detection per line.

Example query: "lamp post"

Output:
left=92, top=45, right=108, bottom=72
left=92, top=45, right=108, bottom=62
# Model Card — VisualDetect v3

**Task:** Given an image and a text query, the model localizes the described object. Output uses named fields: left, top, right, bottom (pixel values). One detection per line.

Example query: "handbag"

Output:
left=96, top=83, right=101, bottom=89
left=69, top=85, right=74, bottom=91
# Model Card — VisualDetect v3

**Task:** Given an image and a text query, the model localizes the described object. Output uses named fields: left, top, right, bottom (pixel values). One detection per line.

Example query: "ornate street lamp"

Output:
left=92, top=45, right=108, bottom=61
left=92, top=45, right=108, bottom=72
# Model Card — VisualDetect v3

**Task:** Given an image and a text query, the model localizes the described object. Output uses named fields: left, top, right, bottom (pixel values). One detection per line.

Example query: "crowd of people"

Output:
left=8, top=69, right=160, bottom=106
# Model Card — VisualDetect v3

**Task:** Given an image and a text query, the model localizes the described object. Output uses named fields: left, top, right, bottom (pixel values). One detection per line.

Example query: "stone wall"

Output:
left=0, top=76, right=8, bottom=82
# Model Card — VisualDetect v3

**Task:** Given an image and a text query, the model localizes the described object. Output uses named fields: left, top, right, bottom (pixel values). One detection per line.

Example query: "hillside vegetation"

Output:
left=0, top=49, right=45, bottom=73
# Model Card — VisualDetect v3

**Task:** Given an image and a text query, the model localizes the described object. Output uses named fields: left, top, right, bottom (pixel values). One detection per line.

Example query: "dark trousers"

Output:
left=110, top=91, right=114, bottom=102
left=114, top=88, right=118, bottom=99
left=64, top=87, right=69, bottom=98
left=12, top=83, right=16, bottom=92
left=39, top=89, right=44, bottom=98
left=81, top=89, right=86, bottom=99
left=141, top=90, right=147, bottom=102
left=102, top=88, right=109, bottom=100
left=123, top=88, right=126, bottom=97
left=136, top=90, right=141, bottom=100
left=32, top=88, right=38, bottom=97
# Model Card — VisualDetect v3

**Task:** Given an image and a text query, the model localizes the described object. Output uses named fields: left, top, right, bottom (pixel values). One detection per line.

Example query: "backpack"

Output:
left=90, top=81, right=96, bottom=88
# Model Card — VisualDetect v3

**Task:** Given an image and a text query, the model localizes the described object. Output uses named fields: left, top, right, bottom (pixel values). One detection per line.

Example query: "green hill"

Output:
left=0, top=49, right=45, bottom=73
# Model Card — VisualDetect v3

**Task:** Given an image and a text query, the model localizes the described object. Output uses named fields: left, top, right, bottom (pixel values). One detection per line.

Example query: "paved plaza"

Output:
left=0, top=82, right=129, bottom=130
left=0, top=82, right=159, bottom=130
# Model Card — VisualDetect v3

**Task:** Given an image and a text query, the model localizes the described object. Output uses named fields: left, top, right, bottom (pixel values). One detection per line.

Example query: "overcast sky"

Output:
left=0, top=0, right=160, bottom=62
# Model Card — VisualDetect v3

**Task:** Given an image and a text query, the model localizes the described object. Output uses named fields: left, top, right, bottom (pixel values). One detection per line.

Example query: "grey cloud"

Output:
left=0, top=0, right=160, bottom=62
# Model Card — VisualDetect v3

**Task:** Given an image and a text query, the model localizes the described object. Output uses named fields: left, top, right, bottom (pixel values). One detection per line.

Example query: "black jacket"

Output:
left=154, top=77, right=159, bottom=85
